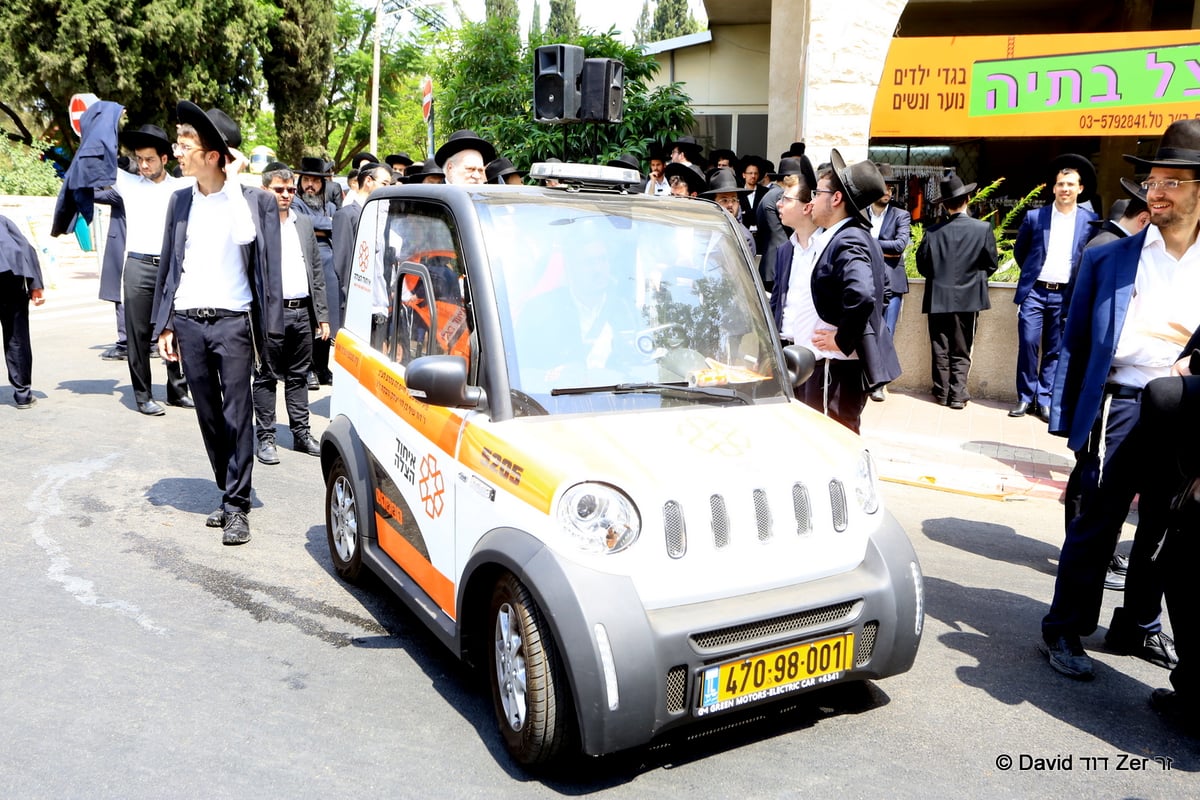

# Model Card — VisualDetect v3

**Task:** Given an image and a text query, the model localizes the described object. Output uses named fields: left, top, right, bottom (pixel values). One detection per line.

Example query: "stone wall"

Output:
left=0, top=196, right=103, bottom=288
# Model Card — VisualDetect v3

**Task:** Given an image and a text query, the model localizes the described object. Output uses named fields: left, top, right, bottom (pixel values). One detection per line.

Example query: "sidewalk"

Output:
left=860, top=388, right=1073, bottom=502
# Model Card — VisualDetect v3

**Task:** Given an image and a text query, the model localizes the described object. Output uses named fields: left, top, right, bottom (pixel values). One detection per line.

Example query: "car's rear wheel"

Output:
left=488, top=572, right=573, bottom=766
left=326, top=457, right=364, bottom=582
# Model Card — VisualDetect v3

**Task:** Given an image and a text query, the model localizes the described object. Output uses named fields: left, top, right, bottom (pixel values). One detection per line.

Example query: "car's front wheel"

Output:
left=325, top=457, right=364, bottom=582
left=488, top=572, right=574, bottom=766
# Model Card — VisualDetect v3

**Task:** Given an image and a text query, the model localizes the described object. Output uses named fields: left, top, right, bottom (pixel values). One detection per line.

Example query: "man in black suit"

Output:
left=806, top=152, right=902, bottom=433
left=294, top=156, right=340, bottom=386
left=151, top=102, right=283, bottom=545
left=253, top=165, right=329, bottom=465
left=915, top=174, right=998, bottom=409
left=738, top=156, right=770, bottom=235
left=1085, top=179, right=1150, bottom=253
left=1, top=214, right=45, bottom=409
left=756, top=158, right=810, bottom=293
left=867, top=164, right=912, bottom=401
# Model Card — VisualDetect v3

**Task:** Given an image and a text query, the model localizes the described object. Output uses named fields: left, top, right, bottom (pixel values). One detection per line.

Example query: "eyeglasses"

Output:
left=172, top=142, right=203, bottom=157
left=271, top=186, right=297, bottom=195
left=778, top=194, right=802, bottom=205
left=1141, top=179, right=1200, bottom=191
left=812, top=188, right=836, bottom=195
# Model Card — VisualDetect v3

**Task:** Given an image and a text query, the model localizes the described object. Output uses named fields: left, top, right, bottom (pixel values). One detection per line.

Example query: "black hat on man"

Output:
left=768, top=155, right=817, bottom=192
left=741, top=155, right=770, bottom=174
left=668, top=135, right=703, bottom=162
left=1050, top=153, right=1097, bottom=204
left=787, top=142, right=806, bottom=157
left=701, top=167, right=752, bottom=197
left=120, top=124, right=171, bottom=156
left=1124, top=119, right=1200, bottom=170
left=385, top=152, right=414, bottom=168
left=709, top=148, right=738, bottom=166
left=875, top=162, right=902, bottom=184
left=295, top=156, right=331, bottom=178
left=933, top=172, right=977, bottom=206
left=176, top=101, right=241, bottom=166
left=486, top=157, right=524, bottom=184
left=404, top=157, right=444, bottom=183
left=829, top=149, right=887, bottom=225
left=664, top=161, right=706, bottom=194
left=351, top=152, right=378, bottom=170
left=434, top=129, right=496, bottom=167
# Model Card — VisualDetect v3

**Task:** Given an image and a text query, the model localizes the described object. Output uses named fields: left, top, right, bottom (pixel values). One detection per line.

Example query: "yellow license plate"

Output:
left=696, top=632, right=854, bottom=716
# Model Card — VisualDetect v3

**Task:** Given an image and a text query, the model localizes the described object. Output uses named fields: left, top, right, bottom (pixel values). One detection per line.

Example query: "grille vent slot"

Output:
left=792, top=482, right=812, bottom=535
left=710, top=494, right=730, bottom=548
left=753, top=489, right=772, bottom=541
left=856, top=622, right=878, bottom=666
left=663, top=500, right=686, bottom=558
left=829, top=480, right=848, bottom=532
left=665, top=665, right=689, bottom=713
left=690, top=601, right=857, bottom=650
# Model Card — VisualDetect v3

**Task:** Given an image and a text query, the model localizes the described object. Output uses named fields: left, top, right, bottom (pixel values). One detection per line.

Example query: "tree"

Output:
left=0, top=0, right=275, bottom=155
left=634, top=1, right=653, bottom=46
left=545, top=0, right=580, bottom=42
left=529, top=1, right=543, bottom=40
left=485, top=0, right=520, bottom=37
left=650, top=0, right=702, bottom=42
left=263, top=0, right=335, bottom=164
left=432, top=19, right=694, bottom=169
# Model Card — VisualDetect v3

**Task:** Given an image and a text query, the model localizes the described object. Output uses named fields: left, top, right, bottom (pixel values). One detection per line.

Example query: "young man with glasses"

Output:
left=151, top=102, right=284, bottom=546
left=1038, top=119, right=1200, bottom=681
left=251, top=165, right=329, bottom=466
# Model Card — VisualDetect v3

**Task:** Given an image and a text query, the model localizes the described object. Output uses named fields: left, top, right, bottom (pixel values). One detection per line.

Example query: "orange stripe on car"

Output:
left=376, top=512, right=456, bottom=618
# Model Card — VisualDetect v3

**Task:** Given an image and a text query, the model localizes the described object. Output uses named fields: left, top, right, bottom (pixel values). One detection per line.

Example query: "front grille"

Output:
left=792, top=483, right=812, bottom=535
left=829, top=480, right=848, bottom=531
left=710, top=494, right=730, bottom=548
left=753, top=489, right=772, bottom=540
left=665, top=665, right=689, bottom=713
left=664, top=500, right=686, bottom=558
left=690, top=600, right=858, bottom=650
left=856, top=621, right=878, bottom=666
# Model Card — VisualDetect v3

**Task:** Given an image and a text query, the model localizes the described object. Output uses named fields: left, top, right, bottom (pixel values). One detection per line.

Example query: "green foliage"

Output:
left=486, top=0, right=520, bottom=36
left=650, top=0, right=702, bottom=42
left=546, top=0, right=580, bottom=41
left=634, top=1, right=653, bottom=46
left=904, top=176, right=1046, bottom=283
left=529, top=1, right=542, bottom=39
left=0, top=0, right=274, bottom=155
left=432, top=19, right=694, bottom=169
left=0, top=138, right=62, bottom=196
left=263, top=0, right=335, bottom=163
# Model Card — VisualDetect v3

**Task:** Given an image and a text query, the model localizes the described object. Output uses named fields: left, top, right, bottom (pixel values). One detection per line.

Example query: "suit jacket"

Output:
left=332, top=201, right=364, bottom=315
left=738, top=185, right=770, bottom=220
left=810, top=217, right=902, bottom=389
left=287, top=213, right=329, bottom=325
left=1048, top=229, right=1146, bottom=451
left=1083, top=220, right=1129, bottom=251
left=0, top=215, right=44, bottom=290
left=51, top=101, right=125, bottom=236
left=1012, top=203, right=1098, bottom=305
left=915, top=212, right=998, bottom=314
left=755, top=184, right=789, bottom=287
left=93, top=186, right=127, bottom=303
left=875, top=205, right=912, bottom=295
left=151, top=184, right=284, bottom=369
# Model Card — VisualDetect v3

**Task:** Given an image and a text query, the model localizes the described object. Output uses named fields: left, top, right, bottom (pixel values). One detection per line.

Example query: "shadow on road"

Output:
left=923, top=515, right=1061, bottom=577
left=144, top=476, right=264, bottom=516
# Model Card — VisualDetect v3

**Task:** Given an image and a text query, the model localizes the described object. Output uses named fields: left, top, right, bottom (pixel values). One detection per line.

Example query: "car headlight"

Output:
left=557, top=483, right=641, bottom=554
left=853, top=450, right=880, bottom=515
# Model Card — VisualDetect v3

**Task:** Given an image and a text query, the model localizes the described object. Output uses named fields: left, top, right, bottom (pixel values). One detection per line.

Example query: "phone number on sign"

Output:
left=1078, top=112, right=1197, bottom=131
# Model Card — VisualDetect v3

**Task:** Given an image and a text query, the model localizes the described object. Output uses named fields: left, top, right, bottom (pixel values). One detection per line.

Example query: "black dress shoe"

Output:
left=307, top=371, right=320, bottom=391
left=1106, top=627, right=1179, bottom=669
left=948, top=400, right=966, bottom=410
left=1036, top=404, right=1051, bottom=423
left=222, top=511, right=251, bottom=545
left=869, top=387, right=885, bottom=402
left=257, top=440, right=280, bottom=465
left=206, top=508, right=227, bottom=528
left=317, top=371, right=334, bottom=386
left=15, top=396, right=36, bottom=409
left=101, top=344, right=128, bottom=361
left=293, top=433, right=321, bottom=456
left=1008, top=401, right=1032, bottom=418
left=137, top=400, right=166, bottom=416
left=1039, top=633, right=1094, bottom=680
left=168, top=396, right=195, bottom=409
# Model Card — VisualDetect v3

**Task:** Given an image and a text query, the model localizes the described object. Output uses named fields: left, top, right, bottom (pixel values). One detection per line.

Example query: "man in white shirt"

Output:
left=1011, top=154, right=1099, bottom=420
left=769, top=172, right=825, bottom=367
left=152, top=102, right=284, bottom=546
left=252, top=165, right=330, bottom=465
left=109, top=124, right=194, bottom=416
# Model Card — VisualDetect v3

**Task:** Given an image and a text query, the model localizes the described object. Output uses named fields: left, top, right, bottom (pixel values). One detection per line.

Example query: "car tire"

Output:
left=326, top=456, right=364, bottom=582
left=488, top=572, right=574, bottom=766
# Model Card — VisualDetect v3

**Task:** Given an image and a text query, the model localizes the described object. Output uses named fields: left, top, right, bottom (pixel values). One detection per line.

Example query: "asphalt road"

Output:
left=1, top=264, right=1195, bottom=798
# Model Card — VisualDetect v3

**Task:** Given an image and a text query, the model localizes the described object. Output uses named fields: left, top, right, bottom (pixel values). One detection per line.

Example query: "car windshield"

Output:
left=475, top=194, right=790, bottom=416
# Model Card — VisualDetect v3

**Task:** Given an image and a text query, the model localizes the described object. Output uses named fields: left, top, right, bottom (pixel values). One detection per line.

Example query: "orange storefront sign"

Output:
left=871, top=31, right=1200, bottom=138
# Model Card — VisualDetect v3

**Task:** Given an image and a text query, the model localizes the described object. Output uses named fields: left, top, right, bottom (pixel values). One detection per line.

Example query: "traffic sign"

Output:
left=68, top=93, right=99, bottom=137
left=421, top=76, right=433, bottom=123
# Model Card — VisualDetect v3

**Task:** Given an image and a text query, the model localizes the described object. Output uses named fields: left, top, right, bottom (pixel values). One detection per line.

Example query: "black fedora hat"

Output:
left=701, top=167, right=751, bottom=197
left=351, top=152, right=378, bottom=170
left=768, top=155, right=817, bottom=191
left=607, top=154, right=642, bottom=173
left=1049, top=153, right=1097, bottom=203
left=933, top=172, right=977, bottom=205
left=295, top=156, right=330, bottom=177
left=740, top=155, right=769, bottom=174
left=708, top=147, right=738, bottom=166
left=434, top=129, right=496, bottom=167
left=385, top=152, right=413, bottom=168
left=787, top=142, right=806, bottom=157
left=664, top=161, right=706, bottom=194
left=875, top=162, right=902, bottom=184
left=668, top=135, right=703, bottom=161
left=829, top=149, right=887, bottom=224
left=120, top=123, right=171, bottom=155
left=404, top=157, right=444, bottom=183
left=1119, top=175, right=1149, bottom=202
left=1124, top=119, right=1200, bottom=170
left=176, top=101, right=241, bottom=165
left=486, top=156, right=525, bottom=184
left=1089, top=198, right=1130, bottom=227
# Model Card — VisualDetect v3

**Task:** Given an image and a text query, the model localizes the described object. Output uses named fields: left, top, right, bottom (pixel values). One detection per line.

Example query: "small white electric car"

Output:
left=320, top=163, right=923, bottom=767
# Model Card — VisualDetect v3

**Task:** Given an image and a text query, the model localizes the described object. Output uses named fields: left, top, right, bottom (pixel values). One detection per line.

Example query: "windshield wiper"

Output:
left=551, top=381, right=748, bottom=404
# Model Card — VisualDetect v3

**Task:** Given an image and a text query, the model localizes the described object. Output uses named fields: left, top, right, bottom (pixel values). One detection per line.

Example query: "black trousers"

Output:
left=928, top=311, right=977, bottom=404
left=310, top=246, right=338, bottom=382
left=123, top=256, right=188, bottom=404
left=174, top=313, right=255, bottom=515
left=253, top=305, right=314, bottom=442
left=0, top=272, right=33, bottom=404
left=1141, top=376, right=1200, bottom=699
left=800, top=358, right=868, bottom=434
left=1043, top=395, right=1166, bottom=640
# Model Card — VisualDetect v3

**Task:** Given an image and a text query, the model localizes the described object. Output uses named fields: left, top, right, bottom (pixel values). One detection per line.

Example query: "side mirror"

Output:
left=783, top=345, right=816, bottom=388
left=405, top=355, right=484, bottom=409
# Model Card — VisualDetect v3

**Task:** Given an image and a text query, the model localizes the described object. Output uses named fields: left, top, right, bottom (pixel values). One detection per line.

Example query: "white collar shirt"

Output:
left=1038, top=204, right=1077, bottom=284
left=280, top=210, right=310, bottom=300
left=115, top=170, right=194, bottom=255
left=173, top=180, right=256, bottom=312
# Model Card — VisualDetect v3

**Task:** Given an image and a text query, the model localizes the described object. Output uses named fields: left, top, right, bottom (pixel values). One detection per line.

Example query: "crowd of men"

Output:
left=3, top=99, right=1198, bottom=733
